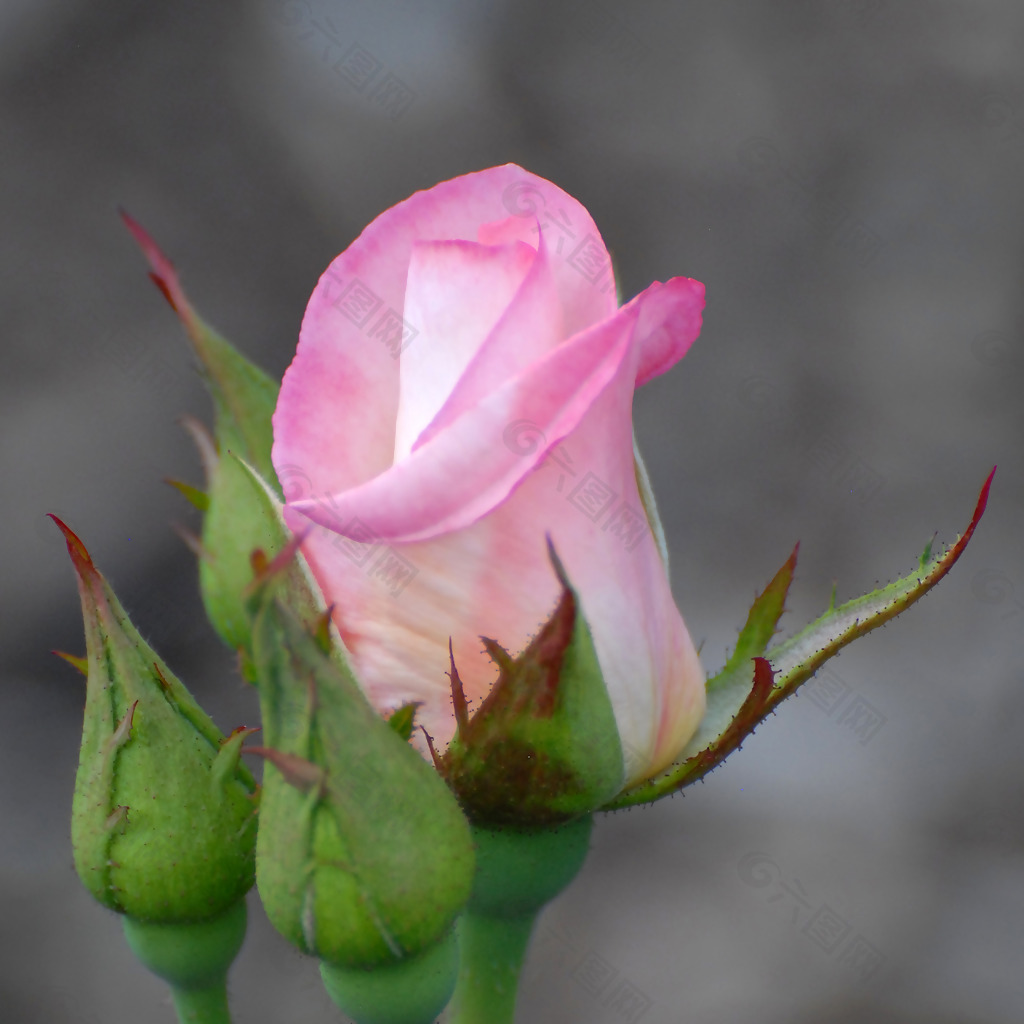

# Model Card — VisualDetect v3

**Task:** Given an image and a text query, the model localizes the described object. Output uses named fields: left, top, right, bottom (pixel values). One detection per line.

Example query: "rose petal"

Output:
left=291, top=310, right=632, bottom=543
left=412, top=231, right=565, bottom=452
left=288, top=292, right=704, bottom=783
left=273, top=164, right=616, bottom=498
left=517, top=344, right=706, bottom=781
left=485, top=183, right=618, bottom=336
left=292, top=278, right=705, bottom=546
left=394, top=238, right=537, bottom=462
left=633, top=277, right=705, bottom=386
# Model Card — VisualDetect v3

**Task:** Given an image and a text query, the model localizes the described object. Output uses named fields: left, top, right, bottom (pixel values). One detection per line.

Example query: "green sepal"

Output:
left=605, top=469, right=995, bottom=809
left=53, top=516, right=258, bottom=922
left=53, top=649, right=88, bottom=675
left=121, top=211, right=281, bottom=651
left=230, top=454, right=354, bottom=684
left=249, top=568, right=474, bottom=969
left=165, top=477, right=209, bottom=512
left=440, top=540, right=624, bottom=828
left=633, top=433, right=670, bottom=570
left=386, top=703, right=421, bottom=742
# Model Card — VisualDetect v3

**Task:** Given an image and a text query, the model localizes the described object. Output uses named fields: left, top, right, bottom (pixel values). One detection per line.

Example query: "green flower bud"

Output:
left=54, top=517, right=258, bottom=923
left=439, top=542, right=624, bottom=828
left=248, top=566, right=474, bottom=977
left=121, top=212, right=281, bottom=654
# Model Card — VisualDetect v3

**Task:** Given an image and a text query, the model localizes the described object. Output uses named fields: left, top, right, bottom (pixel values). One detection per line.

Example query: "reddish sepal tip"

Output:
left=224, top=726, right=261, bottom=745
left=48, top=515, right=95, bottom=574
left=447, top=638, right=470, bottom=732
left=118, top=208, right=184, bottom=315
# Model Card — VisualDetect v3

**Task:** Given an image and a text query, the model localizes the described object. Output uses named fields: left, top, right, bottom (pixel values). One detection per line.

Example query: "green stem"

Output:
left=447, top=910, right=536, bottom=1024
left=168, top=984, right=231, bottom=1024
left=447, top=817, right=594, bottom=1024
left=318, top=927, right=461, bottom=1024
left=121, top=899, right=247, bottom=1024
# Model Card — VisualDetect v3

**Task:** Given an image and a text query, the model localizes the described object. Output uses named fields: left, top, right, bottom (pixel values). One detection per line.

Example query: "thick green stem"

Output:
left=447, top=816, right=593, bottom=1024
left=168, top=984, right=231, bottom=1024
left=318, top=927, right=461, bottom=1024
left=121, top=899, right=247, bottom=1024
left=448, top=911, right=536, bottom=1024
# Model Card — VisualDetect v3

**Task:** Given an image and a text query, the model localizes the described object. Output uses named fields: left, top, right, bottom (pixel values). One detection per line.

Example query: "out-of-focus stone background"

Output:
left=3, top=1, right=1022, bottom=1021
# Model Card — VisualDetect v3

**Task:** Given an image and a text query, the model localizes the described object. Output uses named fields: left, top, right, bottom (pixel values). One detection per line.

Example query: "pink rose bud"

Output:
left=272, top=164, right=707, bottom=790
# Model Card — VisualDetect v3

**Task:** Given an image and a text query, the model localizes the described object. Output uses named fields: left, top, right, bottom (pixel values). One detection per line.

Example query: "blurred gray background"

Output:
left=3, top=1, right=1022, bottom=1021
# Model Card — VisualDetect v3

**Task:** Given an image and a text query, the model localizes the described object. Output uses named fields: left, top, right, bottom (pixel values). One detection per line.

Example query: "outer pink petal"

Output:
left=394, top=238, right=536, bottom=461
left=273, top=164, right=616, bottom=499
left=288, top=310, right=704, bottom=784
left=290, top=301, right=637, bottom=544
left=292, top=278, right=703, bottom=546
left=633, top=277, right=706, bottom=386
left=486, top=184, right=618, bottom=335
left=521, top=345, right=706, bottom=782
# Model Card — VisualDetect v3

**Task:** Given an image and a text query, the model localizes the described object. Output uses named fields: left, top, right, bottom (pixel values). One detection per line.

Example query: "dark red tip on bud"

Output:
left=118, top=209, right=187, bottom=317
left=245, top=746, right=325, bottom=794
left=49, top=515, right=94, bottom=574
left=223, top=726, right=260, bottom=746
left=244, top=528, right=311, bottom=600
left=447, top=639, right=470, bottom=733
